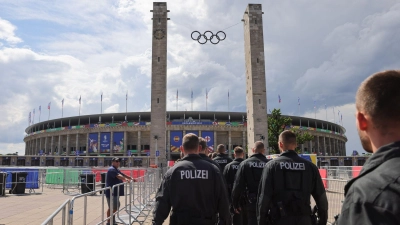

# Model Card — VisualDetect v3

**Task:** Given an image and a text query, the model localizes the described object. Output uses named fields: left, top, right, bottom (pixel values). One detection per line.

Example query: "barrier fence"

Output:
left=41, top=168, right=162, bottom=225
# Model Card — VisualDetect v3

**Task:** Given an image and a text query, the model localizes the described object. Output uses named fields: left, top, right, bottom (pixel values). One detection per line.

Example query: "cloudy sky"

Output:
left=0, top=0, right=399, bottom=155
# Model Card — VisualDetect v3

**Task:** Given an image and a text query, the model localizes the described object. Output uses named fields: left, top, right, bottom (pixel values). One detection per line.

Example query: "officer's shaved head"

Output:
left=199, top=137, right=208, bottom=153
left=182, top=133, right=199, bottom=153
left=356, top=70, right=400, bottom=129
left=279, top=131, right=297, bottom=151
left=254, top=141, right=265, bottom=154
left=217, top=144, right=226, bottom=154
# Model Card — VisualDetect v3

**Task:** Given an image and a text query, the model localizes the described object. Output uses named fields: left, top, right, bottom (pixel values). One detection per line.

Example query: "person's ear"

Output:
left=356, top=111, right=368, bottom=131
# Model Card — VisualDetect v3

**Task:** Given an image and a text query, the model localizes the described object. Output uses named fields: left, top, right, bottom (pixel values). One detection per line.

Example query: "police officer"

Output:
left=152, top=133, right=231, bottom=225
left=338, top=70, right=400, bottom=225
left=213, top=144, right=233, bottom=173
left=223, top=146, right=246, bottom=225
left=232, top=141, right=269, bottom=225
left=257, top=130, right=328, bottom=225
left=199, top=137, right=221, bottom=170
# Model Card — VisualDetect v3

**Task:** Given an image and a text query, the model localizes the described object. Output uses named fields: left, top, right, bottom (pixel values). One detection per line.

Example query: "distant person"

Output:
left=223, top=146, right=246, bottom=225
left=338, top=70, right=400, bottom=225
left=199, top=137, right=221, bottom=170
left=213, top=144, right=233, bottom=172
left=105, top=157, right=133, bottom=225
left=257, top=131, right=328, bottom=225
left=152, top=133, right=231, bottom=225
left=232, top=141, right=269, bottom=225
left=212, top=152, right=218, bottom=159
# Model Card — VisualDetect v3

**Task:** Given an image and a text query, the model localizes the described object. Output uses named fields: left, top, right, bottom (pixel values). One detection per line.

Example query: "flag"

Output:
left=314, top=100, right=316, bottom=109
left=298, top=97, right=300, bottom=105
left=62, top=98, right=64, bottom=107
left=32, top=108, right=35, bottom=123
left=191, top=89, right=193, bottom=99
left=228, top=90, right=229, bottom=98
left=101, top=92, right=103, bottom=102
left=325, top=104, right=327, bottom=110
left=126, top=91, right=128, bottom=100
left=341, top=114, right=343, bottom=122
left=39, top=105, right=41, bottom=112
left=206, top=89, right=208, bottom=99
left=48, top=102, right=51, bottom=109
left=176, top=89, right=178, bottom=100
left=278, top=95, right=281, bottom=103
left=79, top=95, right=81, bottom=104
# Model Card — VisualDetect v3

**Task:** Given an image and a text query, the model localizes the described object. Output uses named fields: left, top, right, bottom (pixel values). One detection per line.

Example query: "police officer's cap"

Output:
left=112, top=157, right=120, bottom=162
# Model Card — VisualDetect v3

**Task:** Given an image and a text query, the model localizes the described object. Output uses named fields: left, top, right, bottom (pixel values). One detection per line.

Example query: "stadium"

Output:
left=0, top=110, right=361, bottom=168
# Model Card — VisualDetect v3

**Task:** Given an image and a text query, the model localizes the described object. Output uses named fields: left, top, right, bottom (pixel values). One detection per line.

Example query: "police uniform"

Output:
left=213, top=153, right=233, bottom=173
left=223, top=158, right=246, bottom=225
left=338, top=141, right=400, bottom=225
left=257, top=150, right=328, bottom=225
left=232, top=153, right=269, bottom=225
left=152, top=154, right=231, bottom=225
left=199, top=153, right=222, bottom=170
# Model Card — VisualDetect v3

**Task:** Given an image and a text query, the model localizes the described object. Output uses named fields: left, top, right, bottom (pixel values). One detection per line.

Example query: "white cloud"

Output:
left=0, top=18, right=22, bottom=45
left=104, top=104, right=120, bottom=113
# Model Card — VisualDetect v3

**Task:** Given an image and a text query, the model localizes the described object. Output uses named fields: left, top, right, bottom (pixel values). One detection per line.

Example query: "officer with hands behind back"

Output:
left=232, top=141, right=269, bottom=225
left=257, top=130, right=328, bottom=225
left=152, top=133, right=231, bottom=225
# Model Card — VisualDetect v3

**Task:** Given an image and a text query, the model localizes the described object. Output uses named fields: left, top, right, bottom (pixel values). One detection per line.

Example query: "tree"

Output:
left=268, top=108, right=315, bottom=154
left=268, top=109, right=292, bottom=154
left=290, top=128, right=315, bottom=153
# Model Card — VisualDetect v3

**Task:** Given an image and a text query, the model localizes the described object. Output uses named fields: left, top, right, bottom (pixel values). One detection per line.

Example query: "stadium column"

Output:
left=150, top=2, right=169, bottom=165
left=214, top=131, right=217, bottom=152
left=124, top=131, right=127, bottom=156
left=66, top=134, right=70, bottom=156
left=243, top=4, right=268, bottom=156
left=75, top=133, right=79, bottom=155
left=110, top=131, right=114, bottom=156
left=39, top=137, right=42, bottom=152
left=228, top=130, right=232, bottom=157
left=51, top=136, right=54, bottom=155
left=86, top=133, right=89, bottom=156
left=138, top=131, right=141, bottom=155
left=317, top=136, right=320, bottom=155
left=35, top=138, right=38, bottom=155
left=44, top=136, right=48, bottom=153
left=323, top=136, right=326, bottom=155
left=58, top=135, right=61, bottom=155
left=166, top=130, right=170, bottom=161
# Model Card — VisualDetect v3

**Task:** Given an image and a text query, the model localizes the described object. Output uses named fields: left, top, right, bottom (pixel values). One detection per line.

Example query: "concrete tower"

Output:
left=150, top=2, right=169, bottom=165
left=243, top=4, right=268, bottom=156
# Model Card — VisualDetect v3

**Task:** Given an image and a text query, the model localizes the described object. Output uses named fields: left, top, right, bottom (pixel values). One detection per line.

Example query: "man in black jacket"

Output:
left=257, top=131, right=328, bottom=225
left=213, top=144, right=233, bottom=173
left=152, top=133, right=231, bottom=225
left=338, top=70, right=400, bottom=225
left=232, top=141, right=269, bottom=225
left=223, top=146, right=246, bottom=225
left=199, top=137, right=221, bottom=170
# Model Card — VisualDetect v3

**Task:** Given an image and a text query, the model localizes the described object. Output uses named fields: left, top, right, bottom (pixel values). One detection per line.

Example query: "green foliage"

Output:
left=268, top=108, right=315, bottom=154
left=290, top=128, right=315, bottom=153
left=268, top=109, right=292, bottom=154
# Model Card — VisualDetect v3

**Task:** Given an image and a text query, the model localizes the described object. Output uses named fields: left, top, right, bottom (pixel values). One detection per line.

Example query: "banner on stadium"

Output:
left=170, top=131, right=182, bottom=153
left=186, top=130, right=199, bottom=136
left=88, top=133, right=98, bottom=153
left=100, top=132, right=111, bottom=153
left=201, top=131, right=214, bottom=153
left=113, top=132, right=124, bottom=153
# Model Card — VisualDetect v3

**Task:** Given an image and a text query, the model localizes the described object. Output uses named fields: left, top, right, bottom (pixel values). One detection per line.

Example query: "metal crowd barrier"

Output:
left=0, top=167, right=47, bottom=195
left=42, top=168, right=160, bottom=225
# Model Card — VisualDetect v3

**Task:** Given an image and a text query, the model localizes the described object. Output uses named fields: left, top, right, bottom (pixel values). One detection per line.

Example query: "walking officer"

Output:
left=257, top=130, right=328, bottom=225
left=223, top=146, right=247, bottom=225
left=199, top=137, right=222, bottom=170
left=232, top=141, right=269, bottom=225
left=213, top=144, right=233, bottom=173
left=152, top=133, right=231, bottom=225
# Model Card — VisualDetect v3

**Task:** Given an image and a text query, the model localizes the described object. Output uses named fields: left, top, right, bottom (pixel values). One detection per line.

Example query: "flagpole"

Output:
left=176, top=89, right=178, bottom=111
left=206, top=89, right=208, bottom=111
left=333, top=107, right=336, bottom=123
left=228, top=90, right=230, bottom=112
left=325, top=104, right=327, bottom=121
left=126, top=91, right=128, bottom=114
left=191, top=89, right=193, bottom=111
left=101, top=92, right=103, bottom=114
left=79, top=95, right=81, bottom=116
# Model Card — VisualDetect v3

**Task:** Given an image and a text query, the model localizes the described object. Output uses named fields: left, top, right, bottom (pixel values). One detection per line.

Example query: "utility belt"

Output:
left=171, top=211, right=217, bottom=225
left=245, top=191, right=257, bottom=204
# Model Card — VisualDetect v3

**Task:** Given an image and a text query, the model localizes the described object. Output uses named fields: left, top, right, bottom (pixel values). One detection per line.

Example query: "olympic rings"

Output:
left=191, top=31, right=226, bottom=45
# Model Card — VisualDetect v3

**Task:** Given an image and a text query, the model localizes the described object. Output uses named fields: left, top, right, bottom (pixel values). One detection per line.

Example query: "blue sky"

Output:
left=0, top=0, right=400, bottom=155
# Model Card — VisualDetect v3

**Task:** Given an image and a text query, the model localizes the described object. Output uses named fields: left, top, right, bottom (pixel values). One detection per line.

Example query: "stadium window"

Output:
left=259, top=99, right=261, bottom=104
left=158, top=57, right=160, bottom=62
left=157, top=98, right=159, bottom=103
left=257, top=58, right=259, bottom=63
